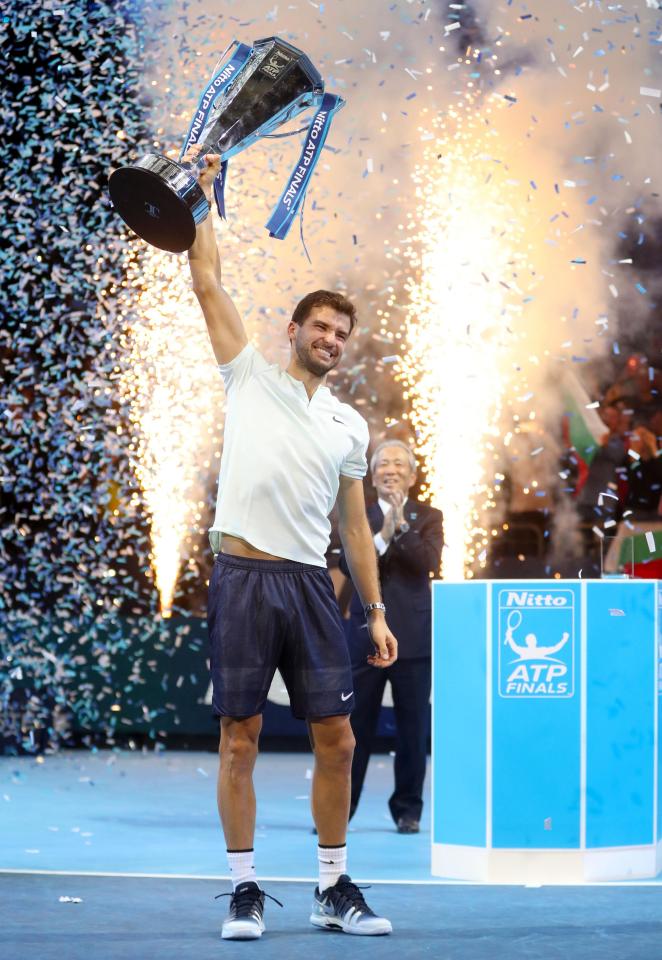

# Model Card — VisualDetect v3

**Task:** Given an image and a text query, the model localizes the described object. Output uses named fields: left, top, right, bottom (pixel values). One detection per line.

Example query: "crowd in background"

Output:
left=576, top=353, right=662, bottom=527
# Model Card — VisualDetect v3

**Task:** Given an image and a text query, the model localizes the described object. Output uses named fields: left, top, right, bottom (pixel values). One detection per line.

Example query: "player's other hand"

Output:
left=366, top=614, right=398, bottom=668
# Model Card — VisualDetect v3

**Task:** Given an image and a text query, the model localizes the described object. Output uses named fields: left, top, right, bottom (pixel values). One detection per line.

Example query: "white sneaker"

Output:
left=218, top=881, right=282, bottom=940
left=310, top=874, right=392, bottom=935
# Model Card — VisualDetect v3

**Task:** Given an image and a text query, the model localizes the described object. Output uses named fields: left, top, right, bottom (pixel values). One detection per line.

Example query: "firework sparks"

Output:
left=120, top=245, right=222, bottom=615
left=398, top=93, right=540, bottom=579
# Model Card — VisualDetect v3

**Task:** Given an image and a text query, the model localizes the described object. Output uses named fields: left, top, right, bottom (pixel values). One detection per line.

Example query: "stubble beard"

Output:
left=296, top=339, right=340, bottom=378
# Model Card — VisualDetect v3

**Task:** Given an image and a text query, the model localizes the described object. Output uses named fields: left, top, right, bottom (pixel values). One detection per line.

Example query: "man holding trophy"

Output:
left=188, top=151, right=397, bottom=939
left=110, top=35, right=397, bottom=940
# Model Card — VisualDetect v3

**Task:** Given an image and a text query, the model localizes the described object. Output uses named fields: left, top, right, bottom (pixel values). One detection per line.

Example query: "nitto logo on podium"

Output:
left=498, top=588, right=575, bottom=699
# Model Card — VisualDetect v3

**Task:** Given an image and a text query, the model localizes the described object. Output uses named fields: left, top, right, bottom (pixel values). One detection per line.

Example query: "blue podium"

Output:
left=432, top=579, right=662, bottom=882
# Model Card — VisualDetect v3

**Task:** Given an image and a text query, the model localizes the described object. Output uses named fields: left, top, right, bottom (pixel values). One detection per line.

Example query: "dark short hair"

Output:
left=291, top=290, right=357, bottom=332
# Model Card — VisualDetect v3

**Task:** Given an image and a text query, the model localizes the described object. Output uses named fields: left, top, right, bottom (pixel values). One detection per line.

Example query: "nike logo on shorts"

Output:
left=340, top=691, right=353, bottom=701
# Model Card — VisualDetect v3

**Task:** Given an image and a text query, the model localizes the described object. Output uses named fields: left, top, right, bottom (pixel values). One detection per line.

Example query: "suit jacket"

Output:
left=339, top=499, right=444, bottom=661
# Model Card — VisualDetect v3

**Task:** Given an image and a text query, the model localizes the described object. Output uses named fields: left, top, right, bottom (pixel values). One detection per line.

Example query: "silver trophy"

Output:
left=108, top=37, right=342, bottom=253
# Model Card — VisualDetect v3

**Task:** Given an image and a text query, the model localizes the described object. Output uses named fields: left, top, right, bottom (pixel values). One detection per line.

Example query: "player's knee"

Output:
left=220, top=719, right=260, bottom=774
left=337, top=727, right=356, bottom=768
left=316, top=724, right=355, bottom=769
left=221, top=733, right=258, bottom=776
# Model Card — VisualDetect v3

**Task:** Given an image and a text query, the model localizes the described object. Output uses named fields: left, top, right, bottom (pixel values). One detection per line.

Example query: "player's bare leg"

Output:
left=308, top=714, right=392, bottom=935
left=309, top=715, right=354, bottom=844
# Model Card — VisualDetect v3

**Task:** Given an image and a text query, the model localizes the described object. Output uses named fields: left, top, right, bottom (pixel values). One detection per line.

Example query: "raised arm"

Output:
left=337, top=475, right=398, bottom=667
left=186, top=152, right=248, bottom=364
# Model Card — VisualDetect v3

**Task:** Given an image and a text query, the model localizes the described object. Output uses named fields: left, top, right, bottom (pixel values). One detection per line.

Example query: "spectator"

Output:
left=625, top=424, right=662, bottom=518
left=339, top=440, right=443, bottom=834
left=603, top=353, right=662, bottom=421
left=576, top=401, right=629, bottom=525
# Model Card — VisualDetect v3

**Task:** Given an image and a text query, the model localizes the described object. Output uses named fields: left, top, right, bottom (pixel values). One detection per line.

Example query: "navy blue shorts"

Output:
left=207, top=553, right=354, bottom=720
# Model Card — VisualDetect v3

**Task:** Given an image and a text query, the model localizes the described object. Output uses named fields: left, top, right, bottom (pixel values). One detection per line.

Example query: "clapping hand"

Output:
left=380, top=490, right=406, bottom=542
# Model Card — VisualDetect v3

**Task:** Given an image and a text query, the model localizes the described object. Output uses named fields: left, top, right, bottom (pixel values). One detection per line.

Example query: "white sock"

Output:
left=318, top=844, right=347, bottom=893
left=227, top=848, right=256, bottom=890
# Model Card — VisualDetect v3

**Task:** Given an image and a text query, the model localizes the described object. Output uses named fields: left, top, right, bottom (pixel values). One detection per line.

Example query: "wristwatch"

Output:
left=364, top=602, right=386, bottom=619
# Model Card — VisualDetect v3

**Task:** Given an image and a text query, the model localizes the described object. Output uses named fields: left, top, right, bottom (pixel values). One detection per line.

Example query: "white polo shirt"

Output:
left=209, top=343, right=370, bottom=566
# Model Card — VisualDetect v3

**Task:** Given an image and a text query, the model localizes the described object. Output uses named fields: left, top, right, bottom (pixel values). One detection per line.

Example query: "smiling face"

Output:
left=372, top=445, right=417, bottom=500
left=288, top=306, right=352, bottom=377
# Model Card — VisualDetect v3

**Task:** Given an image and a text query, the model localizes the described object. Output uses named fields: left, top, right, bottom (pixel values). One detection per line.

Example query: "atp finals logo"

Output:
left=498, top=589, right=575, bottom=699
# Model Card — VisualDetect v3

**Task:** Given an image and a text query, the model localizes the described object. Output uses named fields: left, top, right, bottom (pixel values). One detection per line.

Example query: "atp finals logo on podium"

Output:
left=498, top=588, right=575, bottom=699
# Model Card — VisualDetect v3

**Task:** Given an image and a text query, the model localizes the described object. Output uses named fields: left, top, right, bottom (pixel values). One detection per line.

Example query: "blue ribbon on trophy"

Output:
left=265, top=92, right=343, bottom=241
left=178, top=41, right=253, bottom=221
left=109, top=36, right=345, bottom=254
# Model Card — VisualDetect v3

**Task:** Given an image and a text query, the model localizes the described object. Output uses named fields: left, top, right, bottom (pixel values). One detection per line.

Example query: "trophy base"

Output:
left=108, top=155, right=210, bottom=253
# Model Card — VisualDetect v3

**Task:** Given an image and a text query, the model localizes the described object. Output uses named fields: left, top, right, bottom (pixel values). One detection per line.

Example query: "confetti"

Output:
left=4, top=0, right=662, bottom=751
left=0, top=0, right=423, bottom=750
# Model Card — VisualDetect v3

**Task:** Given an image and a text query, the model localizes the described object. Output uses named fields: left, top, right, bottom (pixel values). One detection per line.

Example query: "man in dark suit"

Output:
left=339, top=440, right=443, bottom=834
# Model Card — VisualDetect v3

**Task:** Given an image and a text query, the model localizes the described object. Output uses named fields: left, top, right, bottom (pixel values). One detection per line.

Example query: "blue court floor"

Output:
left=3, top=872, right=662, bottom=960
left=0, top=750, right=431, bottom=880
left=3, top=750, right=662, bottom=960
